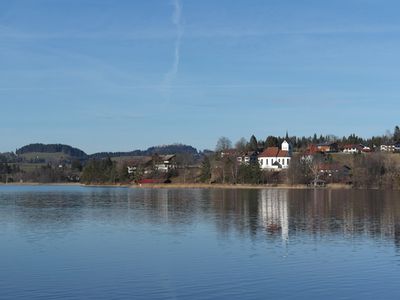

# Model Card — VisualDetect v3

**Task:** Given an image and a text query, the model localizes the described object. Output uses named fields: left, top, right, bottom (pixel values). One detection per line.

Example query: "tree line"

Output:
left=216, top=126, right=400, bottom=154
left=89, top=144, right=198, bottom=159
left=2, top=126, right=400, bottom=187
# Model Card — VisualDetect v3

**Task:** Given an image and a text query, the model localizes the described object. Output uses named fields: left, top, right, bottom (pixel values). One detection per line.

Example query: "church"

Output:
left=257, top=140, right=292, bottom=170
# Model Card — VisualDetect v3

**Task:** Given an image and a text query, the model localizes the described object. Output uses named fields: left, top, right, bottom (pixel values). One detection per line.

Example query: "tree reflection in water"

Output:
left=1, top=186, right=400, bottom=248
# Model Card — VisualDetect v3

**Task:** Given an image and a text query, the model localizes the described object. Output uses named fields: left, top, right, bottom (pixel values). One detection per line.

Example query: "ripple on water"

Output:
left=1, top=186, right=400, bottom=299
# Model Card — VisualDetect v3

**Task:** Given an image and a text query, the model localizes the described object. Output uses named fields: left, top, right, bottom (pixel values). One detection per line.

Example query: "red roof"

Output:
left=302, top=144, right=319, bottom=156
left=259, top=147, right=290, bottom=158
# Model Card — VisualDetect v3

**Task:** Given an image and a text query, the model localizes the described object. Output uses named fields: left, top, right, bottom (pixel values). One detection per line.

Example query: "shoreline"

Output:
left=0, top=182, right=352, bottom=190
left=129, top=183, right=352, bottom=190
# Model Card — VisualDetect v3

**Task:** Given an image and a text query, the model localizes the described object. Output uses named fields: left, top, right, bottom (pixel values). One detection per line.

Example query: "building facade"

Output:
left=258, top=140, right=291, bottom=170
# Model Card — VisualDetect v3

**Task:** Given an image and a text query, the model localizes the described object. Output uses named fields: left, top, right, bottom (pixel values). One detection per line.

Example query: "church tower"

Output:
left=281, top=140, right=290, bottom=152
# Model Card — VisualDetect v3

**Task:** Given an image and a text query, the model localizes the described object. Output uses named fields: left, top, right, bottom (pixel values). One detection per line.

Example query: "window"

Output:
left=260, top=159, right=263, bottom=165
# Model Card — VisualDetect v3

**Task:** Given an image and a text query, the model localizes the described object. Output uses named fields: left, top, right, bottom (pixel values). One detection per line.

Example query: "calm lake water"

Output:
left=1, top=186, right=400, bottom=299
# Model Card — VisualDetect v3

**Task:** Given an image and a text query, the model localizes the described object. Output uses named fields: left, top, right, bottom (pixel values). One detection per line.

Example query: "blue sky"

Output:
left=1, top=0, right=400, bottom=153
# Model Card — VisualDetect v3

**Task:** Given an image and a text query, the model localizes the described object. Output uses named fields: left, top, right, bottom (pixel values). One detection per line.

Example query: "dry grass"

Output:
left=19, top=152, right=71, bottom=161
left=10, top=163, right=47, bottom=172
left=331, top=152, right=400, bottom=168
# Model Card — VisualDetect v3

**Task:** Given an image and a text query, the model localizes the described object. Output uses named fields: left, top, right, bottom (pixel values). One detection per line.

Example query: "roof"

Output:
left=258, top=147, right=290, bottom=158
left=238, top=151, right=258, bottom=157
left=160, top=154, right=175, bottom=161
left=302, top=144, right=319, bottom=156
left=317, top=142, right=338, bottom=147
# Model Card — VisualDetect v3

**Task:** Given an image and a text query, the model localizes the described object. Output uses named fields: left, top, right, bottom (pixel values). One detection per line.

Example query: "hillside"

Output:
left=19, top=152, right=76, bottom=163
left=16, top=143, right=87, bottom=158
left=90, top=144, right=198, bottom=159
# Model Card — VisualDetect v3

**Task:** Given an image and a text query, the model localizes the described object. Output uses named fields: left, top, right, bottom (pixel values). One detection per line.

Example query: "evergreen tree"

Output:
left=200, top=156, right=211, bottom=183
left=312, top=133, right=318, bottom=144
left=81, top=157, right=117, bottom=184
left=249, top=135, right=258, bottom=151
left=71, top=159, right=83, bottom=171
left=319, top=134, right=325, bottom=143
left=394, top=126, right=400, bottom=142
left=265, top=136, right=279, bottom=147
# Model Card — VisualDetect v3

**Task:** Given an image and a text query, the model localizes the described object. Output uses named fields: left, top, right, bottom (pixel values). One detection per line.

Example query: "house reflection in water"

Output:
left=258, top=189, right=289, bottom=241
left=126, top=187, right=400, bottom=250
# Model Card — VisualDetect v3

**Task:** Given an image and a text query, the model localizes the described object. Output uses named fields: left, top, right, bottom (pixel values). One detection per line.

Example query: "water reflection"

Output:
left=1, top=186, right=400, bottom=248
left=3, top=186, right=400, bottom=299
left=259, top=189, right=289, bottom=241
left=202, top=188, right=400, bottom=249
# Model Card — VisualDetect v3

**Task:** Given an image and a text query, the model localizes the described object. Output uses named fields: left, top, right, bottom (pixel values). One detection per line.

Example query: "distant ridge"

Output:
left=14, top=143, right=199, bottom=160
left=16, top=143, right=87, bottom=158
left=90, top=144, right=198, bottom=159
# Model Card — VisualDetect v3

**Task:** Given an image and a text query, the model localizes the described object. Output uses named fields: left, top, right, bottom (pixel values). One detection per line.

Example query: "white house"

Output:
left=154, top=154, right=176, bottom=172
left=258, top=140, right=291, bottom=170
left=237, top=151, right=258, bottom=165
left=380, top=144, right=400, bottom=152
left=362, top=145, right=371, bottom=152
left=342, top=144, right=362, bottom=154
left=126, top=156, right=153, bottom=174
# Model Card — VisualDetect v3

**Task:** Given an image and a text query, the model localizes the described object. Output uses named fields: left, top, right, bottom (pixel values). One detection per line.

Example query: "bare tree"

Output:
left=215, top=137, right=232, bottom=152
left=235, top=137, right=248, bottom=152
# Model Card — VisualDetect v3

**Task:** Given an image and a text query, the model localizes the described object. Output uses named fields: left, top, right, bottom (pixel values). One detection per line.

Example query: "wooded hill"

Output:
left=89, top=144, right=198, bottom=159
left=16, top=144, right=88, bottom=158
left=14, top=143, right=199, bottom=161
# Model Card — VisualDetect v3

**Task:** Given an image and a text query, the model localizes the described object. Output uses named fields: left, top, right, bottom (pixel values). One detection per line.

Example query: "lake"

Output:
left=1, top=185, right=400, bottom=299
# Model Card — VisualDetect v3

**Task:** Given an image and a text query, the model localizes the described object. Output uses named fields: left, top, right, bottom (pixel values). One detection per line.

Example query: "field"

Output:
left=330, top=153, right=356, bottom=167
left=9, top=163, right=47, bottom=172
left=330, top=152, right=400, bottom=168
left=110, top=156, right=144, bottom=163
left=19, top=152, right=73, bottom=162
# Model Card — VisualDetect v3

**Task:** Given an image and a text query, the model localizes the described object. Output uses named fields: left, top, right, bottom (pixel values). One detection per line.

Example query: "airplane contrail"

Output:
left=162, top=0, right=183, bottom=98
